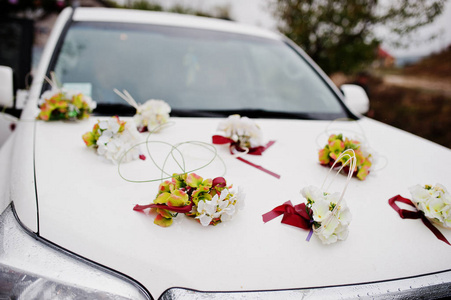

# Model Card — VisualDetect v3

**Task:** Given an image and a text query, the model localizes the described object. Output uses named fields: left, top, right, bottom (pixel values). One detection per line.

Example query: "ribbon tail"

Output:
left=248, top=140, right=276, bottom=155
left=421, top=216, right=451, bottom=246
left=133, top=203, right=193, bottom=213
left=306, top=228, right=314, bottom=242
left=133, top=204, right=153, bottom=212
left=237, top=157, right=281, bottom=179
left=389, top=195, right=451, bottom=246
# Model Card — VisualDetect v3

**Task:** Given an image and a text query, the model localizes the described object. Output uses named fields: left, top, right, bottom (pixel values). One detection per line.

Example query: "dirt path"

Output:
left=383, top=74, right=451, bottom=97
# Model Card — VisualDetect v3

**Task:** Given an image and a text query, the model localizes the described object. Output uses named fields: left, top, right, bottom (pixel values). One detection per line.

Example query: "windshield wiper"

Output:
left=171, top=109, right=340, bottom=120
left=94, top=103, right=136, bottom=116
left=93, top=105, right=350, bottom=121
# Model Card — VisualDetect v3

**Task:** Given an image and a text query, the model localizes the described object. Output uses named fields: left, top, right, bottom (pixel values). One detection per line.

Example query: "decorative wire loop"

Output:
left=113, top=88, right=139, bottom=110
left=230, top=145, right=249, bottom=158
left=315, top=118, right=367, bottom=149
left=315, top=149, right=356, bottom=235
left=117, top=122, right=227, bottom=184
left=316, top=118, right=388, bottom=174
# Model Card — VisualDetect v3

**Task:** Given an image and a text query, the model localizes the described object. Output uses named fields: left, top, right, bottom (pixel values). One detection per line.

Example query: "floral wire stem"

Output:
left=117, top=123, right=227, bottom=184
left=316, top=149, right=356, bottom=235
left=113, top=88, right=139, bottom=110
left=151, top=123, right=186, bottom=176
left=325, top=118, right=368, bottom=145
left=262, top=149, right=355, bottom=244
left=318, top=118, right=388, bottom=174
left=117, top=139, right=187, bottom=183
left=326, top=118, right=388, bottom=173
left=2, top=72, right=93, bottom=125
left=149, top=124, right=227, bottom=178
left=145, top=122, right=186, bottom=177
left=172, top=141, right=226, bottom=175
left=314, top=118, right=368, bottom=149
left=43, top=72, right=60, bottom=90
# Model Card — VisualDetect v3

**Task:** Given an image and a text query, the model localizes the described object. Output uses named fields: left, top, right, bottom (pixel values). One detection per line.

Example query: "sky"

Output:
left=132, top=0, right=451, bottom=57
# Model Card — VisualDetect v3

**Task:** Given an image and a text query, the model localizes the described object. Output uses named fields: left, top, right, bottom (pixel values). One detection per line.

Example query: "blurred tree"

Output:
left=127, top=0, right=162, bottom=11
left=126, top=1, right=232, bottom=20
left=0, top=0, right=68, bottom=18
left=271, top=0, right=445, bottom=74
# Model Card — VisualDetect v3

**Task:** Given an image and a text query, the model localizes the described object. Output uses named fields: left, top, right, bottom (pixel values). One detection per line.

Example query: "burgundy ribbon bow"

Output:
left=212, top=135, right=280, bottom=179
left=212, top=135, right=275, bottom=156
left=262, top=201, right=314, bottom=241
left=388, top=195, right=450, bottom=246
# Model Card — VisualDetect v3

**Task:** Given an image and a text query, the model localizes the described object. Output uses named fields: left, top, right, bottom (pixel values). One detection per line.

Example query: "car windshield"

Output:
left=52, top=21, right=348, bottom=119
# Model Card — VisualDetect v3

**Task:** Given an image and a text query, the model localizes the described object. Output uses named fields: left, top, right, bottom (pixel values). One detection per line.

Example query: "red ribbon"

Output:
left=236, top=157, right=281, bottom=179
left=389, top=195, right=450, bottom=246
left=262, top=201, right=312, bottom=230
left=212, top=135, right=275, bottom=155
left=212, top=135, right=280, bottom=179
left=133, top=202, right=193, bottom=214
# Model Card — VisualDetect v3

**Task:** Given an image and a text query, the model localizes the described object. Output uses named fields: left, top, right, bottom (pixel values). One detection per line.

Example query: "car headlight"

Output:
left=0, top=204, right=152, bottom=300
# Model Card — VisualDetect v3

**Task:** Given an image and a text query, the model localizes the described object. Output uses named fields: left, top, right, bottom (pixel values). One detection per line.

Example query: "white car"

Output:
left=1, top=7, right=450, bottom=300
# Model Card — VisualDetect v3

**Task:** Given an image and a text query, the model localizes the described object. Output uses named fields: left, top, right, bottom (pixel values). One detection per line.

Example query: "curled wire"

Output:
left=315, top=149, right=356, bottom=235
left=117, top=122, right=227, bottom=184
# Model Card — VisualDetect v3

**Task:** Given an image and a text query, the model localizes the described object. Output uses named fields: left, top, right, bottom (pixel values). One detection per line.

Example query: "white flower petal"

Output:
left=311, top=199, right=331, bottom=222
left=197, top=214, right=212, bottom=226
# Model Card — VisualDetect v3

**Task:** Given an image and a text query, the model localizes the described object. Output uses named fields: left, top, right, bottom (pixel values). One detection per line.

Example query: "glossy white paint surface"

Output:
left=4, top=7, right=451, bottom=298
left=33, top=116, right=451, bottom=298
left=0, top=132, right=15, bottom=213
left=0, top=66, right=14, bottom=108
left=0, top=8, right=73, bottom=233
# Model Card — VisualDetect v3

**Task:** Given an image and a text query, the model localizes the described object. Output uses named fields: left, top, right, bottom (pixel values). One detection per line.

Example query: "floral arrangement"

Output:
left=263, top=149, right=355, bottom=245
left=82, top=116, right=145, bottom=163
left=212, top=114, right=279, bottom=178
left=389, top=183, right=450, bottom=246
left=409, top=184, right=451, bottom=228
left=262, top=185, right=352, bottom=245
left=133, top=173, right=244, bottom=227
left=37, top=88, right=96, bottom=121
left=213, top=114, right=265, bottom=153
left=319, top=134, right=372, bottom=180
left=302, top=186, right=352, bottom=244
left=133, top=100, right=171, bottom=132
left=114, top=89, right=170, bottom=132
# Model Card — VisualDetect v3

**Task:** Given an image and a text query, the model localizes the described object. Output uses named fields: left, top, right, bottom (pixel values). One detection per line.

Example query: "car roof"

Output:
left=72, top=7, right=282, bottom=41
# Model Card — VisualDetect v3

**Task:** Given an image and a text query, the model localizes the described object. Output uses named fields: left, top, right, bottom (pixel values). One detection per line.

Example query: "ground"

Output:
left=340, top=46, right=451, bottom=149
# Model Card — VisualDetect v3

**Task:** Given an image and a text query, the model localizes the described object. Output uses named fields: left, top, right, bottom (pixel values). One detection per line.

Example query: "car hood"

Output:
left=34, top=117, right=451, bottom=298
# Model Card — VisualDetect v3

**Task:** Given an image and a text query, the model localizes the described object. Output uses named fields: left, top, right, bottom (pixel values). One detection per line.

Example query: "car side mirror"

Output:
left=0, top=66, right=14, bottom=108
left=340, top=84, right=369, bottom=115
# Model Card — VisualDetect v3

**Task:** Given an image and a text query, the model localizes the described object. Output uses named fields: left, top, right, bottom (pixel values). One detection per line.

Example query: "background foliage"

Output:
left=271, top=0, right=445, bottom=74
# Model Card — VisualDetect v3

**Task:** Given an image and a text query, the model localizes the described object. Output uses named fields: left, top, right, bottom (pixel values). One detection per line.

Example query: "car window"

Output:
left=52, top=22, right=347, bottom=119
